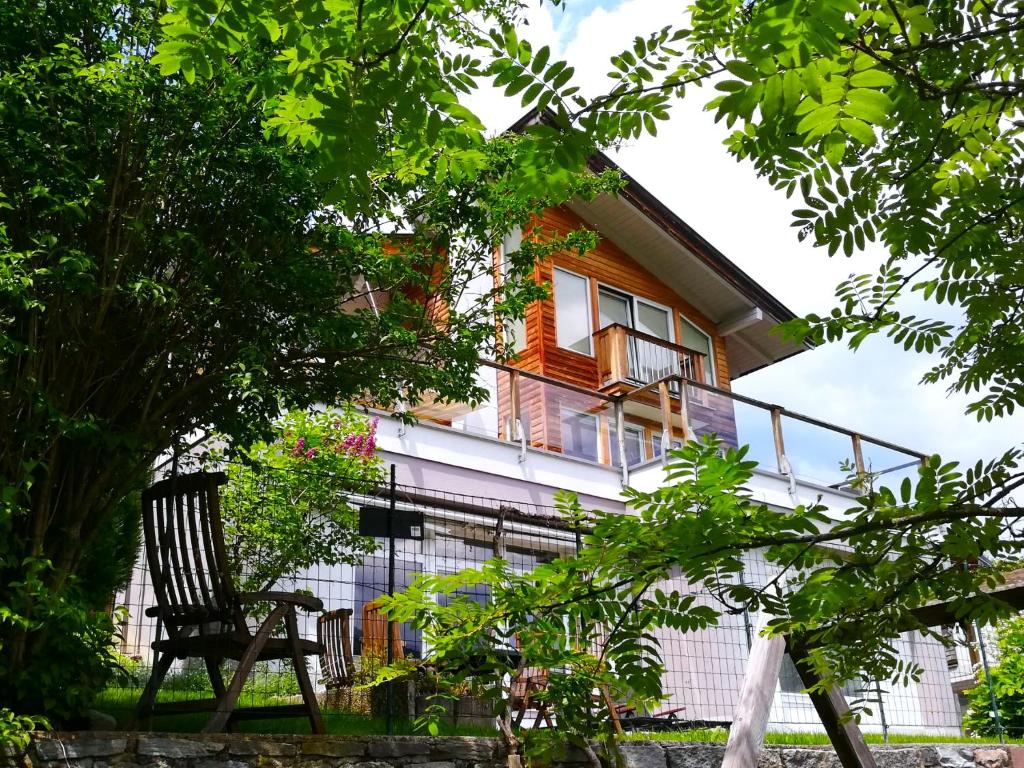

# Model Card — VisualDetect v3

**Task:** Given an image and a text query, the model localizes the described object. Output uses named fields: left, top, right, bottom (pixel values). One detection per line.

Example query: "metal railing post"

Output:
left=614, top=400, right=628, bottom=485
left=976, top=620, right=1006, bottom=743
left=659, top=381, right=673, bottom=467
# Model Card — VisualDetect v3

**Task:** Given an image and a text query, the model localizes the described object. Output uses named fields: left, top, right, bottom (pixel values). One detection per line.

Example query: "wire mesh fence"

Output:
left=103, top=456, right=990, bottom=739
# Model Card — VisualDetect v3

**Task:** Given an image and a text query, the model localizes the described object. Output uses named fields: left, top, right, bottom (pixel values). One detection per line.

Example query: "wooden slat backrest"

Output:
left=361, top=600, right=405, bottom=661
left=142, top=472, right=233, bottom=626
left=318, top=609, right=354, bottom=688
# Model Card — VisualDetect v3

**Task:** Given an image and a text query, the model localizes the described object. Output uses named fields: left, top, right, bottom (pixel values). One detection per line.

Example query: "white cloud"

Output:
left=471, top=0, right=1024, bottom=468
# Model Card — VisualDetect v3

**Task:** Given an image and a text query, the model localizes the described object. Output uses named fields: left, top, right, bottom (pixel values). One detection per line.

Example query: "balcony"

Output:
left=404, top=359, right=926, bottom=494
left=594, top=323, right=709, bottom=392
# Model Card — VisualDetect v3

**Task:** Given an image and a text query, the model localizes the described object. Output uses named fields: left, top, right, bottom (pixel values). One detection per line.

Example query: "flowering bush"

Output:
left=218, top=407, right=385, bottom=593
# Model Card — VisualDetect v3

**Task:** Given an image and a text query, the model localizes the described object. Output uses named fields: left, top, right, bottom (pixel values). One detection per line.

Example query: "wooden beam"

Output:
left=906, top=568, right=1024, bottom=629
left=722, top=615, right=786, bottom=768
left=719, top=307, right=764, bottom=337
left=770, top=407, right=786, bottom=474
left=787, top=640, right=877, bottom=768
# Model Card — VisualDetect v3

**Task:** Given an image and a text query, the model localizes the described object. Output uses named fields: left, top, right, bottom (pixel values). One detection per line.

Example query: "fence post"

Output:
left=874, top=680, right=889, bottom=743
left=386, top=464, right=397, bottom=735
left=976, top=619, right=1005, bottom=743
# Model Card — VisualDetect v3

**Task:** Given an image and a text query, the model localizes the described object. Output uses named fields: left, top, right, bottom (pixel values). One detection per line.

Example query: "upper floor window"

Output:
left=553, top=267, right=592, bottom=355
left=680, top=316, right=715, bottom=384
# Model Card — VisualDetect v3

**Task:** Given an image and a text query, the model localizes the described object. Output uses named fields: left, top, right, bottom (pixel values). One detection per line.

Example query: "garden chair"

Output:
left=361, top=599, right=405, bottom=660
left=510, top=667, right=554, bottom=729
left=318, top=608, right=356, bottom=707
left=137, top=471, right=325, bottom=734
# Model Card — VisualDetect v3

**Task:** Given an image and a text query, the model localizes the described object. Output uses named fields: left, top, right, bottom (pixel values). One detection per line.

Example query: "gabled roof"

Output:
left=507, top=110, right=811, bottom=378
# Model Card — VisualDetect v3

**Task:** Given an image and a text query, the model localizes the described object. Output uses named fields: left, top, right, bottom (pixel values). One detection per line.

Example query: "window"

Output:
left=353, top=555, right=422, bottom=657
left=779, top=653, right=865, bottom=697
left=502, top=229, right=527, bottom=353
left=560, top=408, right=599, bottom=461
left=680, top=316, right=715, bottom=384
left=598, top=286, right=632, bottom=329
left=652, top=432, right=682, bottom=459
left=610, top=423, right=646, bottom=467
left=554, top=268, right=592, bottom=355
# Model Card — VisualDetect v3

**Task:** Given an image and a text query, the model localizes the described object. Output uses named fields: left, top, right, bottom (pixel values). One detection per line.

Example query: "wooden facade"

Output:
left=494, top=205, right=739, bottom=465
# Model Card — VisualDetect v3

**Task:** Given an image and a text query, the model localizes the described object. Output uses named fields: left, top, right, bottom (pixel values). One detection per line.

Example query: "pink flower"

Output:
left=305, top=448, right=317, bottom=459
left=291, top=436, right=306, bottom=457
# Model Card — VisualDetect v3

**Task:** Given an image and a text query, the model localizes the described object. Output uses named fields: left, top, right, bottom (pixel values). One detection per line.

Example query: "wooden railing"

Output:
left=594, top=323, right=708, bottom=389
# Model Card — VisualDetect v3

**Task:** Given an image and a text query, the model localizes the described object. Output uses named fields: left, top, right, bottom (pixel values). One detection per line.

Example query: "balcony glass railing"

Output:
left=405, top=360, right=927, bottom=494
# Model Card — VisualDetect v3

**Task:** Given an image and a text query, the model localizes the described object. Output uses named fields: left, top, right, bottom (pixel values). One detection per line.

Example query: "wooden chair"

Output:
left=510, top=667, right=554, bottom=729
left=361, top=599, right=405, bottom=661
left=137, top=471, right=325, bottom=733
left=318, top=609, right=355, bottom=706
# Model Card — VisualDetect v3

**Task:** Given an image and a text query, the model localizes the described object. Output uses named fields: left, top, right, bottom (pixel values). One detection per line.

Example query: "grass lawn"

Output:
left=95, top=689, right=1019, bottom=745
left=92, top=688, right=496, bottom=736
left=619, top=729, right=1023, bottom=746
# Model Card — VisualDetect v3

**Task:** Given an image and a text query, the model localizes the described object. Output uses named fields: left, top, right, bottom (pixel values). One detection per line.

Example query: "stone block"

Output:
left=664, top=743, right=724, bottom=768
left=974, top=750, right=1010, bottom=768
left=773, top=748, right=841, bottom=768
left=428, top=739, right=497, bottom=762
left=36, top=738, right=128, bottom=761
left=920, top=747, right=943, bottom=767
left=138, top=738, right=222, bottom=759
left=367, top=740, right=430, bottom=759
left=301, top=741, right=368, bottom=758
left=403, top=761, right=454, bottom=768
left=618, top=744, right=666, bottom=768
left=349, top=761, right=397, bottom=768
left=876, top=748, right=923, bottom=768
left=228, top=740, right=297, bottom=758
left=1008, top=747, right=1024, bottom=768
left=935, top=746, right=977, bottom=768
left=196, top=761, right=250, bottom=768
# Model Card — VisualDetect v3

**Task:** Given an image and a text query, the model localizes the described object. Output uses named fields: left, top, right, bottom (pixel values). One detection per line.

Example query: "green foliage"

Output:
left=0, top=0, right=626, bottom=721
left=672, top=1, right=1024, bottom=421
left=218, top=407, right=384, bottom=592
left=0, top=708, right=49, bottom=753
left=377, top=438, right=1024, bottom=747
left=964, top=615, right=1024, bottom=737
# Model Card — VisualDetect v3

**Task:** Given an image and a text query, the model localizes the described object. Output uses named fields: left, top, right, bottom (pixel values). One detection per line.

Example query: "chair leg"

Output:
left=136, top=651, right=174, bottom=731
left=285, top=607, right=324, bottom=734
left=205, top=658, right=235, bottom=732
left=203, top=604, right=288, bottom=734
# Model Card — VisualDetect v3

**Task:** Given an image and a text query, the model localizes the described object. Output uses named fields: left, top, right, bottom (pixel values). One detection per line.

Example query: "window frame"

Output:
left=558, top=405, right=601, bottom=462
left=679, top=314, right=717, bottom=384
left=552, top=266, right=594, bottom=356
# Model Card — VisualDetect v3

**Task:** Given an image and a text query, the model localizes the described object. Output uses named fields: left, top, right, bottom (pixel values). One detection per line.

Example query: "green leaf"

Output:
left=849, top=69, right=897, bottom=88
left=840, top=116, right=876, bottom=145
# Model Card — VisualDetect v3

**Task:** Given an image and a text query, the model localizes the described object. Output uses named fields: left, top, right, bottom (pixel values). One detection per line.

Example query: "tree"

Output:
left=0, top=0, right=634, bottom=719
left=218, top=406, right=384, bottom=593
left=672, top=1, right=1024, bottom=422
left=964, top=615, right=1024, bottom=737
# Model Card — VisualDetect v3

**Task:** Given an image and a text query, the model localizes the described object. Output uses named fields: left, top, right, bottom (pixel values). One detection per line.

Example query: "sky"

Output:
left=466, top=0, right=1023, bottom=469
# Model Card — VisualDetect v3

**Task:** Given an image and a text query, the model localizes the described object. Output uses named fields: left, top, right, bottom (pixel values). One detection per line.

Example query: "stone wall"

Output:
left=13, top=734, right=1024, bottom=768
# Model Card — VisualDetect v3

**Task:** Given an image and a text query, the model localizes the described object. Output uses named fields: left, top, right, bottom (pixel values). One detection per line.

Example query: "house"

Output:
left=364, top=114, right=963, bottom=736
left=117, top=114, right=965, bottom=737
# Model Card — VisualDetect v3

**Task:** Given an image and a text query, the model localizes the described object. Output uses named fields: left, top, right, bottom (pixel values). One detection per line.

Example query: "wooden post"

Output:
left=788, top=640, right=877, bottom=768
left=658, top=381, right=673, bottom=466
left=722, top=613, right=786, bottom=768
left=851, top=434, right=865, bottom=476
left=770, top=407, right=786, bottom=474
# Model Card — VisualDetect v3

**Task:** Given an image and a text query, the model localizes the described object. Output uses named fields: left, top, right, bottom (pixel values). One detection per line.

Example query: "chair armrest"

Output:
left=238, top=591, right=324, bottom=612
